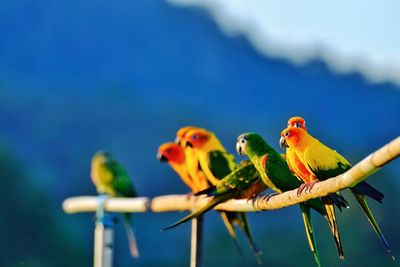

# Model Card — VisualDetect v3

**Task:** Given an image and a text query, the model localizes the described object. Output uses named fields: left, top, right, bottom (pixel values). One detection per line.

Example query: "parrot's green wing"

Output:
left=164, top=159, right=264, bottom=264
left=265, top=151, right=303, bottom=191
left=193, top=160, right=263, bottom=202
left=103, top=158, right=137, bottom=198
left=212, top=160, right=261, bottom=195
left=207, top=150, right=236, bottom=179
left=163, top=162, right=254, bottom=230
left=307, top=160, right=351, bottom=181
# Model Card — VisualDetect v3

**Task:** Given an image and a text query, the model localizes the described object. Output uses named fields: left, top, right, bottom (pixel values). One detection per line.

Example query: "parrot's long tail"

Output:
left=351, top=181, right=384, bottom=203
left=322, top=197, right=345, bottom=260
left=122, top=213, right=140, bottom=258
left=300, top=203, right=321, bottom=267
left=194, top=185, right=217, bottom=196
left=163, top=197, right=222, bottom=230
left=328, top=193, right=349, bottom=212
left=352, top=192, right=395, bottom=260
left=219, top=211, right=244, bottom=257
left=236, top=213, right=263, bottom=265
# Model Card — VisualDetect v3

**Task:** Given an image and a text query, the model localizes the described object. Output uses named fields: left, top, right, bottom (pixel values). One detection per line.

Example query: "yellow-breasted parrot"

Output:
left=175, top=126, right=209, bottom=192
left=164, top=159, right=267, bottom=264
left=91, top=151, right=139, bottom=258
left=237, top=132, right=350, bottom=265
left=183, top=128, right=235, bottom=186
left=279, top=118, right=349, bottom=260
left=280, top=123, right=394, bottom=260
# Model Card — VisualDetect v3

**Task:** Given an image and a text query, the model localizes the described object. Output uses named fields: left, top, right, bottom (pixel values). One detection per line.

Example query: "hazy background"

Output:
left=0, top=1, right=399, bottom=266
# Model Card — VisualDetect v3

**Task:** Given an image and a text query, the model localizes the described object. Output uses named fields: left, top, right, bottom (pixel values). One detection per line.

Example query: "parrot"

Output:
left=158, top=143, right=195, bottom=190
left=280, top=121, right=394, bottom=260
left=164, top=159, right=267, bottom=264
left=281, top=117, right=351, bottom=260
left=236, top=132, right=350, bottom=265
left=91, top=151, right=139, bottom=258
left=173, top=128, right=263, bottom=262
left=175, top=126, right=210, bottom=192
left=182, top=128, right=232, bottom=186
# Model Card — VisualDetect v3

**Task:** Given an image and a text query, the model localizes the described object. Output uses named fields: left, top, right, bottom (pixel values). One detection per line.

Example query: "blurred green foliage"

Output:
left=0, top=145, right=87, bottom=267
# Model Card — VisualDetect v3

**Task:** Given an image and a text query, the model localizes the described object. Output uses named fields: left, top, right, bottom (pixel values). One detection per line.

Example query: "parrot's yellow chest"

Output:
left=91, top=163, right=115, bottom=195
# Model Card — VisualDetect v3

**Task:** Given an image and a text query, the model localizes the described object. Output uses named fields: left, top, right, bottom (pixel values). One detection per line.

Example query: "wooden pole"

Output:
left=190, top=216, right=203, bottom=267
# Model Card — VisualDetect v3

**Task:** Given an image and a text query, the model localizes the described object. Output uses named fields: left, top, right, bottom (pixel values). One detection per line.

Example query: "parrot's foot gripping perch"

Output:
left=262, top=192, right=279, bottom=202
left=297, top=180, right=320, bottom=196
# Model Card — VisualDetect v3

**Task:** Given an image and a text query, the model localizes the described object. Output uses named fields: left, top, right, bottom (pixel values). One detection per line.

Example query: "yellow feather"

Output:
left=293, top=131, right=351, bottom=174
left=184, top=147, right=209, bottom=191
left=194, top=132, right=232, bottom=186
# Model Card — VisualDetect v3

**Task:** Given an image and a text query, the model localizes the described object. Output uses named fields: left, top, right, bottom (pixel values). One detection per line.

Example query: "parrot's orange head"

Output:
left=280, top=127, right=306, bottom=149
left=157, top=143, right=185, bottom=164
left=287, top=116, right=307, bottom=131
left=184, top=129, right=211, bottom=149
left=175, top=126, right=199, bottom=146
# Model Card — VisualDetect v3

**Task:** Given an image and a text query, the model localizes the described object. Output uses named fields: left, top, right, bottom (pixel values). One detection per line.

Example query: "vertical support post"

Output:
left=190, top=215, right=203, bottom=267
left=94, top=196, right=114, bottom=267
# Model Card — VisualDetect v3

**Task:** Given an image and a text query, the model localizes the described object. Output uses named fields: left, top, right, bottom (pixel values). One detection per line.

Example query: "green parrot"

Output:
left=164, top=159, right=268, bottom=264
left=91, top=151, right=139, bottom=258
left=236, top=133, right=350, bottom=266
left=175, top=127, right=267, bottom=262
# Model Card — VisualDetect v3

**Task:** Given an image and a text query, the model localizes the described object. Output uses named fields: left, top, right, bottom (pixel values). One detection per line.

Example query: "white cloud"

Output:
left=167, top=0, right=400, bottom=85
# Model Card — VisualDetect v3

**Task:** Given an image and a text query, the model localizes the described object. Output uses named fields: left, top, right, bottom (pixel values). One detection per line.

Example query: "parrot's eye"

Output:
left=240, top=138, right=247, bottom=145
left=191, top=134, right=198, bottom=140
left=294, top=122, right=302, bottom=128
left=284, top=131, right=291, bottom=138
left=166, top=148, right=172, bottom=154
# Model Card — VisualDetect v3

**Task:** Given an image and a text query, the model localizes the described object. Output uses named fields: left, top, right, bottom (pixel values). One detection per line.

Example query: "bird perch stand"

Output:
left=63, top=136, right=400, bottom=266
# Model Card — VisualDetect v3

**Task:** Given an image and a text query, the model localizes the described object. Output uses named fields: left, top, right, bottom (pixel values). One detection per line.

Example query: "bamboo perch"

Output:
left=63, top=136, right=400, bottom=214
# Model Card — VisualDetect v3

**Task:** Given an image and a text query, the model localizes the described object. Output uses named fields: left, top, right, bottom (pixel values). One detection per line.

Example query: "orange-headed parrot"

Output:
left=280, top=121, right=394, bottom=260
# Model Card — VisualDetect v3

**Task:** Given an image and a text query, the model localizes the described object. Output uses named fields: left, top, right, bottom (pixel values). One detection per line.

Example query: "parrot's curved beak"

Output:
left=174, top=137, right=180, bottom=144
left=186, top=141, right=193, bottom=148
left=157, top=153, right=168, bottom=162
left=236, top=142, right=243, bottom=156
left=279, top=136, right=288, bottom=149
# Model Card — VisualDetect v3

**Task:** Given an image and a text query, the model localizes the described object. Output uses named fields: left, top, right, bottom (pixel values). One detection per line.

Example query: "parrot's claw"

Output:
left=263, top=192, right=278, bottom=202
left=304, top=179, right=320, bottom=193
left=297, top=183, right=307, bottom=196
left=297, top=180, right=320, bottom=195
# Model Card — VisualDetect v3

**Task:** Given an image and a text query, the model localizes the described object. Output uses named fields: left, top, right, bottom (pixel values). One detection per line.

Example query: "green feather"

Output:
left=164, top=158, right=265, bottom=264
left=207, top=150, right=236, bottom=179
left=238, top=133, right=335, bottom=265
left=103, top=157, right=138, bottom=197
